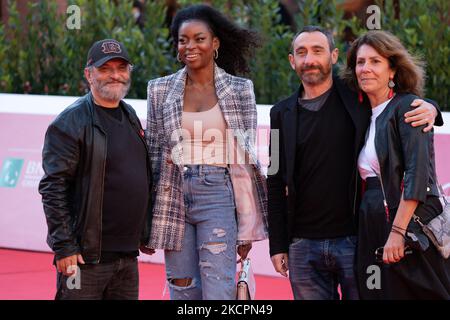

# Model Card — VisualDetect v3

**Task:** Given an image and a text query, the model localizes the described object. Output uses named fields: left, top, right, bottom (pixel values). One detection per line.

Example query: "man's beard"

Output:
left=92, top=77, right=131, bottom=102
left=299, top=62, right=332, bottom=85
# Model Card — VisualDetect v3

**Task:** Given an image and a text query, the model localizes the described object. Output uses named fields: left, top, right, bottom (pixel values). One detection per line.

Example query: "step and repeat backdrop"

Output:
left=1, top=93, right=449, bottom=277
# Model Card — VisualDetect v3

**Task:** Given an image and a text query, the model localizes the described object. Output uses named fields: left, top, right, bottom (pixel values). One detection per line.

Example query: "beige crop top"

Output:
left=181, top=103, right=232, bottom=166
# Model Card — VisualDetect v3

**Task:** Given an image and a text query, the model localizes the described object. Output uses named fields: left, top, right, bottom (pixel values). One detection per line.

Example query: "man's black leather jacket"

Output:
left=39, top=92, right=152, bottom=264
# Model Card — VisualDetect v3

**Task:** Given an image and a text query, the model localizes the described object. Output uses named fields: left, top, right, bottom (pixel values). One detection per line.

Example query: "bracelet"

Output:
left=391, top=225, right=407, bottom=236
left=392, top=224, right=407, bottom=232
left=390, top=228, right=406, bottom=239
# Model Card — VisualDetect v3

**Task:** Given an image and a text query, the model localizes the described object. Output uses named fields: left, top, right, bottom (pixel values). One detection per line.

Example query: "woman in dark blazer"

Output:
left=342, top=30, right=450, bottom=299
left=146, top=5, right=268, bottom=300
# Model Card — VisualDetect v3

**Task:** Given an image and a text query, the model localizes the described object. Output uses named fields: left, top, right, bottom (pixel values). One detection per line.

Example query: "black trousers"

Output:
left=55, top=256, right=139, bottom=300
left=356, top=177, right=450, bottom=300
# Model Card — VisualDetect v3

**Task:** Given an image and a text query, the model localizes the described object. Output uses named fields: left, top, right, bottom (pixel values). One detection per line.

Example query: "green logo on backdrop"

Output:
left=0, top=158, right=24, bottom=188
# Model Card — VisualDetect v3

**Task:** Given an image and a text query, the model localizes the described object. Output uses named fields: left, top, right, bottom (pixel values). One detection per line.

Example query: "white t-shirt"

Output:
left=358, top=98, right=393, bottom=180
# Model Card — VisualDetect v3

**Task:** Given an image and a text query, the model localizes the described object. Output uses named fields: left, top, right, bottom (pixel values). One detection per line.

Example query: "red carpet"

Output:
left=0, top=248, right=293, bottom=300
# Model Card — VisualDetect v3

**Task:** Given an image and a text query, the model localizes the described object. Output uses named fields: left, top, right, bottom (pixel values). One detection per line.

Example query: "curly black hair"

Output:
left=170, top=4, right=260, bottom=76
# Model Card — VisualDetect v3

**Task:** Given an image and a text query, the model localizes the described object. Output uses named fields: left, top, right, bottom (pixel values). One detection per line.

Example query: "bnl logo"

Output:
left=0, top=158, right=24, bottom=188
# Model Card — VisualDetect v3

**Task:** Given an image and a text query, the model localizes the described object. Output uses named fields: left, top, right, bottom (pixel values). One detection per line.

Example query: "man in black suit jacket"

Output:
left=267, top=26, right=442, bottom=300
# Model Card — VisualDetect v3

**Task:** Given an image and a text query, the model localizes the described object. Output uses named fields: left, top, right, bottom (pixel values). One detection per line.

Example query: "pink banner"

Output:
left=434, top=135, right=450, bottom=194
left=1, top=93, right=449, bottom=277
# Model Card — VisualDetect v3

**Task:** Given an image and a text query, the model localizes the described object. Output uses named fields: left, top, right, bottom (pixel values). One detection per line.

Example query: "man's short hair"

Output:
left=291, top=25, right=336, bottom=53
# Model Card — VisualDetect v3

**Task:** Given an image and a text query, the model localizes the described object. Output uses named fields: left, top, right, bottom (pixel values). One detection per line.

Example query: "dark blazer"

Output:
left=267, top=77, right=370, bottom=256
left=267, top=76, right=443, bottom=256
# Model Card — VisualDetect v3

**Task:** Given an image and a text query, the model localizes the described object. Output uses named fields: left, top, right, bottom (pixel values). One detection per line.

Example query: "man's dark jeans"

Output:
left=288, top=236, right=360, bottom=300
left=55, top=256, right=139, bottom=300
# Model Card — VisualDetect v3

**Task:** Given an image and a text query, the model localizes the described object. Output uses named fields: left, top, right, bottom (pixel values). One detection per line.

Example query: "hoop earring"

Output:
left=214, top=49, right=218, bottom=60
left=177, top=52, right=182, bottom=62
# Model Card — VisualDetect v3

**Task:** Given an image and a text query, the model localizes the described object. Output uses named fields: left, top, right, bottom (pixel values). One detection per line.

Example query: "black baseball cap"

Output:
left=86, top=39, right=132, bottom=68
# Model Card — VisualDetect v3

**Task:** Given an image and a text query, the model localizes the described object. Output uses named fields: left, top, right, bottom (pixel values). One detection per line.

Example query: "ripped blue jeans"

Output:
left=164, top=165, right=237, bottom=300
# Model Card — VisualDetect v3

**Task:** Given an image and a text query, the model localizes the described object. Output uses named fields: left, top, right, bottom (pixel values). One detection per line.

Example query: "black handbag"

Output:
left=405, top=219, right=430, bottom=251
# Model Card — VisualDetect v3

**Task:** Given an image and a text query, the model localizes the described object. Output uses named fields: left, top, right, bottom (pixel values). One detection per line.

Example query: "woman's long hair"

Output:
left=341, top=30, right=426, bottom=97
left=170, top=4, right=261, bottom=76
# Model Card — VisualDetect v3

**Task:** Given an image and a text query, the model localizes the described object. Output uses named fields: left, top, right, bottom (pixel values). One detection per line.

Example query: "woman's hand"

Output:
left=237, top=243, right=252, bottom=263
left=383, top=231, right=406, bottom=264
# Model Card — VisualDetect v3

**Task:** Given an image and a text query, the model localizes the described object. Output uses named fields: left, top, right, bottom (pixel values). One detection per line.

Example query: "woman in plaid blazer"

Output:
left=146, top=5, right=268, bottom=300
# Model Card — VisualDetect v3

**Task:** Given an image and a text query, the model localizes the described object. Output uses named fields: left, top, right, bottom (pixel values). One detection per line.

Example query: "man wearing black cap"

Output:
left=39, top=39, right=154, bottom=300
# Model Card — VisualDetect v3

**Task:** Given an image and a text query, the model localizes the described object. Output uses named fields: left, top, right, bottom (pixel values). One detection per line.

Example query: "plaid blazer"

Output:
left=146, top=64, right=268, bottom=250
